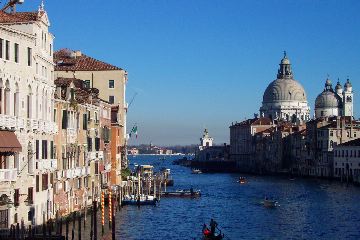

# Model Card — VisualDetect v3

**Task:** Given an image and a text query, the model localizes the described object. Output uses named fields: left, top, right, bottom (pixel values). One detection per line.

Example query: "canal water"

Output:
left=115, top=155, right=360, bottom=240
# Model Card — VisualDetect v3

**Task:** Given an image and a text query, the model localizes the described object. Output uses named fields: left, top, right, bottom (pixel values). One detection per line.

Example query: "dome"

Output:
left=315, top=91, right=342, bottom=109
left=281, top=57, right=290, bottom=65
left=263, top=78, right=307, bottom=103
left=344, top=78, right=352, bottom=88
left=335, top=81, right=342, bottom=90
left=325, top=78, right=332, bottom=87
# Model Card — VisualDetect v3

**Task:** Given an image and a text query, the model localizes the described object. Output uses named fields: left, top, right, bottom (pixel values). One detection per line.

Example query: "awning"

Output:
left=0, top=131, right=22, bottom=153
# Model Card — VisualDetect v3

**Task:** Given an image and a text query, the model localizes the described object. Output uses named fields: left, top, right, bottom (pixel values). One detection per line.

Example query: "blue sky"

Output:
left=20, top=0, right=360, bottom=145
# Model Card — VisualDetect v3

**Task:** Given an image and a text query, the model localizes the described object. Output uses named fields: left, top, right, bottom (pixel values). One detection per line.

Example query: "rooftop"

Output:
left=338, top=138, right=360, bottom=147
left=54, top=49, right=123, bottom=71
left=0, top=11, right=43, bottom=23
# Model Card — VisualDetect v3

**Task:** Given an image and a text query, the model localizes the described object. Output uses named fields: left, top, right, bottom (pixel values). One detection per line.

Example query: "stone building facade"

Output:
left=53, top=77, right=112, bottom=217
left=0, top=4, right=57, bottom=227
left=53, top=49, right=128, bottom=170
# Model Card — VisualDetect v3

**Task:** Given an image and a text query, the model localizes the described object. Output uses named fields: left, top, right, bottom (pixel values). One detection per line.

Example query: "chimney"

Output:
left=75, top=50, right=82, bottom=57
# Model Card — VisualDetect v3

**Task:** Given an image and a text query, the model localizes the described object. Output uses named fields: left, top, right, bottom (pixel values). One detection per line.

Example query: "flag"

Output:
left=129, top=125, right=138, bottom=138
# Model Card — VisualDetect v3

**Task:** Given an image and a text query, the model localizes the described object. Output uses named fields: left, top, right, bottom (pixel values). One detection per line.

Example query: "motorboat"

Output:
left=262, top=199, right=278, bottom=208
left=121, top=195, right=157, bottom=206
left=161, top=189, right=201, bottom=198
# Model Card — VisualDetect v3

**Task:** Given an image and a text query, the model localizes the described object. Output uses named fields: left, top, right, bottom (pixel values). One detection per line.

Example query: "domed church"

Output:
left=315, top=78, right=354, bottom=118
left=260, top=52, right=310, bottom=122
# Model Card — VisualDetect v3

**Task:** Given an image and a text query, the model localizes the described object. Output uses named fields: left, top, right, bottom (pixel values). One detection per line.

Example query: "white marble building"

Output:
left=0, top=2, right=57, bottom=227
left=260, top=52, right=310, bottom=122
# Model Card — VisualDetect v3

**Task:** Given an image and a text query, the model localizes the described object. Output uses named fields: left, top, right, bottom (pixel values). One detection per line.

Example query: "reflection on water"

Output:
left=115, top=155, right=360, bottom=239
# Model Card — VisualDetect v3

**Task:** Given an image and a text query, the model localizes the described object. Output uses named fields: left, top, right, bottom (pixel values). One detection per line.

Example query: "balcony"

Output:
left=83, top=166, right=90, bottom=176
left=87, top=151, right=104, bottom=161
left=37, top=159, right=57, bottom=172
left=65, top=169, right=74, bottom=179
left=0, top=169, right=17, bottom=182
left=104, top=163, right=111, bottom=172
left=0, top=114, right=24, bottom=130
left=66, top=128, right=77, bottom=143
left=0, top=115, right=58, bottom=134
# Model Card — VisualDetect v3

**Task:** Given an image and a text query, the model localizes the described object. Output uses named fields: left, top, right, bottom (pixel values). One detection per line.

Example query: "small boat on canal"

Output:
left=261, top=198, right=278, bottom=208
left=161, top=189, right=201, bottom=198
left=121, top=195, right=158, bottom=206
left=192, top=169, right=202, bottom=174
left=237, top=177, right=247, bottom=184
left=202, top=220, right=224, bottom=240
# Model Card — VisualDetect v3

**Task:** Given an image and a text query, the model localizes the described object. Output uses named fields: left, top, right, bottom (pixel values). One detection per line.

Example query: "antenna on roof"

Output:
left=1, top=0, right=24, bottom=13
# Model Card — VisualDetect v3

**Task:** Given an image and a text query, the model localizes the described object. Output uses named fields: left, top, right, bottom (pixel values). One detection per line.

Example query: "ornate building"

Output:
left=315, top=78, right=354, bottom=118
left=260, top=52, right=310, bottom=122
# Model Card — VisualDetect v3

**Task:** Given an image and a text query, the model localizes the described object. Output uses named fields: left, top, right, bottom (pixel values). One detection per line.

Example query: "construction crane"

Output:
left=1, top=0, right=24, bottom=13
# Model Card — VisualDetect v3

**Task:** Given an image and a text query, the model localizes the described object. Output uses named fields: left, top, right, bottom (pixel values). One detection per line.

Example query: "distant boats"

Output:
left=237, top=177, right=247, bottom=184
left=192, top=169, right=202, bottom=174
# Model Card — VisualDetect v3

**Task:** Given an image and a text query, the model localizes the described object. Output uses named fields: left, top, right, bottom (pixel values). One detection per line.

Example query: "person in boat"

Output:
left=190, top=186, right=194, bottom=194
left=203, top=224, right=211, bottom=236
left=210, top=219, right=218, bottom=236
left=265, top=196, right=268, bottom=201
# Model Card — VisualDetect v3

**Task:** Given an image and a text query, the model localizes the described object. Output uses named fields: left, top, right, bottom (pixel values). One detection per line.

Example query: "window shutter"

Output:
left=62, top=110, right=68, bottom=129
left=95, top=138, right=100, bottom=151
left=83, top=114, right=87, bottom=130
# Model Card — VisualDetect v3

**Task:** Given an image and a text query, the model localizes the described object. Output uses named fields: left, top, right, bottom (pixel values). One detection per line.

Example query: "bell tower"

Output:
left=343, top=78, right=354, bottom=117
left=199, top=129, right=213, bottom=150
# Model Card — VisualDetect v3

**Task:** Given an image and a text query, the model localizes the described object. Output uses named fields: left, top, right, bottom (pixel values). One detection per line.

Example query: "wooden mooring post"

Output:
left=93, top=200, right=98, bottom=240
left=78, top=211, right=82, bottom=240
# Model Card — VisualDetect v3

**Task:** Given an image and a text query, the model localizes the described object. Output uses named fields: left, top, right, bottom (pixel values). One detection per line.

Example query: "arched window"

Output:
left=27, top=85, right=32, bottom=119
left=14, top=82, right=19, bottom=117
left=5, top=80, right=10, bottom=115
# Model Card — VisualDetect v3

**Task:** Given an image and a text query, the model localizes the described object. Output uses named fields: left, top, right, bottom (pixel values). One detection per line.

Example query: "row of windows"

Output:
left=0, top=38, right=32, bottom=66
left=83, top=80, right=115, bottom=104
left=35, top=140, right=54, bottom=160
left=83, top=79, right=115, bottom=89
left=334, top=149, right=360, bottom=158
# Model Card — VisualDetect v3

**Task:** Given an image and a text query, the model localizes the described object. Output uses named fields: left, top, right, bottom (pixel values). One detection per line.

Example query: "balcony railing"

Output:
left=37, top=159, right=57, bottom=172
left=104, top=163, right=111, bottom=172
left=87, top=151, right=104, bottom=161
left=0, top=169, right=17, bottom=182
left=0, top=114, right=58, bottom=134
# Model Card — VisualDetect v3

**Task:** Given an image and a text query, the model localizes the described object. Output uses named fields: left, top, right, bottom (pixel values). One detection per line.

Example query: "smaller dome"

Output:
left=315, top=91, right=342, bottom=109
left=325, top=78, right=332, bottom=87
left=281, top=57, right=290, bottom=65
left=335, top=81, right=342, bottom=90
left=344, top=78, right=352, bottom=88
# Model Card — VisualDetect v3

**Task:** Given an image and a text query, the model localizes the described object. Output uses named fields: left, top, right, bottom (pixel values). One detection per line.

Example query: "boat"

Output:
left=262, top=199, right=278, bottom=208
left=192, top=169, right=202, bottom=174
left=202, top=221, right=224, bottom=240
left=121, top=195, right=158, bottom=206
left=237, top=177, right=247, bottom=184
left=161, top=189, right=201, bottom=198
